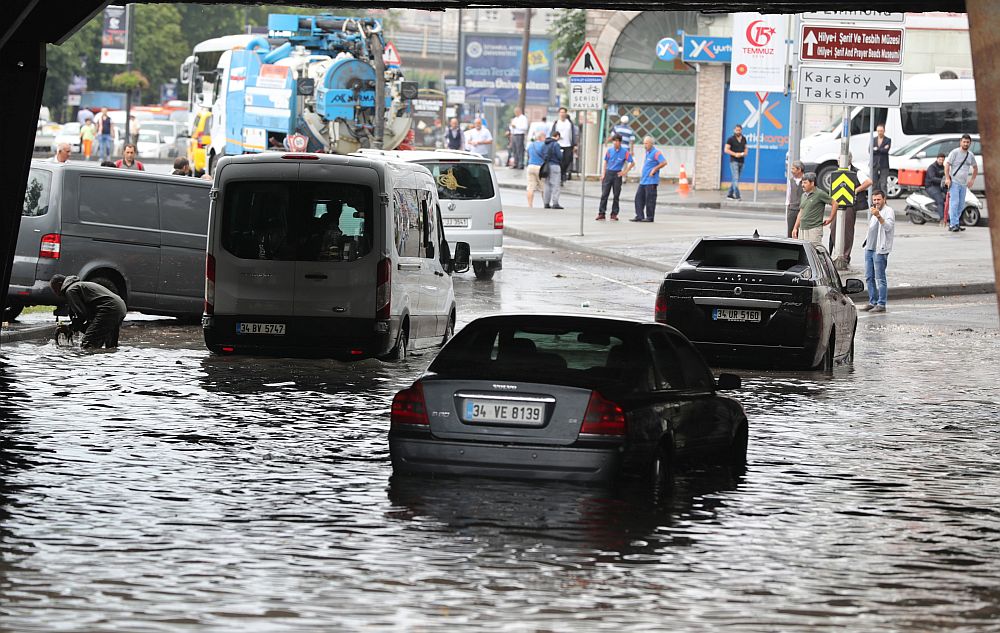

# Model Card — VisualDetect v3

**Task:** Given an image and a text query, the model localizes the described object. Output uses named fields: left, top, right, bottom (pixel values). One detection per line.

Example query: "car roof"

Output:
left=354, top=148, right=492, bottom=164
left=458, top=313, right=680, bottom=335
left=219, top=151, right=434, bottom=174
left=695, top=235, right=809, bottom=247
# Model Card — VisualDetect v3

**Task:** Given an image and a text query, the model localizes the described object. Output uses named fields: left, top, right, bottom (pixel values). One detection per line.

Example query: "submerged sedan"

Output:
left=389, top=314, right=748, bottom=483
left=655, top=236, right=864, bottom=370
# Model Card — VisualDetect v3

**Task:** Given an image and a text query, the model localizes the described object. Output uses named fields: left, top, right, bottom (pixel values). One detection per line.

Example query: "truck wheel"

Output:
left=473, top=262, right=495, bottom=281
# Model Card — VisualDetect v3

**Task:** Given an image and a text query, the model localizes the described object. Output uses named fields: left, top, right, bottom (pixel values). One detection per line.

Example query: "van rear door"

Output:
left=13, top=168, right=57, bottom=294
left=156, top=180, right=211, bottom=316
left=292, top=164, right=380, bottom=325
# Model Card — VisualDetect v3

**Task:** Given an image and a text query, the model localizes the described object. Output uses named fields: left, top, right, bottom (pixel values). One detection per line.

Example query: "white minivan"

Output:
left=203, top=152, right=470, bottom=360
left=801, top=73, right=976, bottom=190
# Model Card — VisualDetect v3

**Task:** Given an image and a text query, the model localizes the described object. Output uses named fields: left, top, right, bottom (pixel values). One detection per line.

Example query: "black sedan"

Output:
left=655, top=236, right=864, bottom=370
left=389, top=314, right=748, bottom=484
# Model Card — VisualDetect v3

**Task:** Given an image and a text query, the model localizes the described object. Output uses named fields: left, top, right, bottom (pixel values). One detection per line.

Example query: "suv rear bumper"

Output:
left=203, top=314, right=399, bottom=359
left=692, top=340, right=822, bottom=369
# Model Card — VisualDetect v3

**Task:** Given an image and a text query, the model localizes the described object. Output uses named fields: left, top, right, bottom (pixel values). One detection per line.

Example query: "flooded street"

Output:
left=2, top=242, right=999, bottom=631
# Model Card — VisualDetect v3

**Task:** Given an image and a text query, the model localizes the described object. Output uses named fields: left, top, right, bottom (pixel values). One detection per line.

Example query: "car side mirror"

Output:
left=915, top=151, right=926, bottom=159
left=843, top=278, right=865, bottom=295
left=717, top=373, right=741, bottom=390
left=452, top=241, right=470, bottom=274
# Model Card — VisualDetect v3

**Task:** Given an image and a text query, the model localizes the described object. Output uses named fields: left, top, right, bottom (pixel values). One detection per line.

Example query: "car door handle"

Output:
left=398, top=263, right=421, bottom=271
left=304, top=273, right=328, bottom=280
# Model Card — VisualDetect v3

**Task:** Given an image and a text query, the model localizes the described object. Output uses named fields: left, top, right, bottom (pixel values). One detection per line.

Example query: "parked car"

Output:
left=357, top=149, right=504, bottom=281
left=139, top=120, right=188, bottom=157
left=203, top=152, right=470, bottom=360
left=655, top=236, right=864, bottom=370
left=389, top=314, right=748, bottom=483
left=35, top=120, right=61, bottom=152
left=52, top=122, right=81, bottom=154
left=887, top=134, right=983, bottom=198
left=136, top=129, right=171, bottom=159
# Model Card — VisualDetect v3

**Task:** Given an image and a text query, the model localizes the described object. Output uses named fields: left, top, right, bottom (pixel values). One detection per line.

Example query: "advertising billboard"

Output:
left=461, top=34, right=554, bottom=105
left=730, top=12, right=789, bottom=93
left=721, top=88, right=790, bottom=185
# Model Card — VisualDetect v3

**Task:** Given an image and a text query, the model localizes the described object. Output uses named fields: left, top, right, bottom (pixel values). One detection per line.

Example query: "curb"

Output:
left=505, top=225, right=996, bottom=299
left=0, top=323, right=56, bottom=345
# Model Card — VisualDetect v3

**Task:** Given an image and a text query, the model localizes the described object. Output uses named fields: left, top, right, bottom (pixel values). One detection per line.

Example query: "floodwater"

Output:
left=1, top=247, right=999, bottom=631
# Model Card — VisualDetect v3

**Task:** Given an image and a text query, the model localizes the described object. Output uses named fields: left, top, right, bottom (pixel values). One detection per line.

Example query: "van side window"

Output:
left=22, top=169, right=51, bottom=217
left=159, top=183, right=209, bottom=235
left=394, top=188, right=422, bottom=258
left=80, top=176, right=158, bottom=230
left=420, top=191, right=438, bottom=259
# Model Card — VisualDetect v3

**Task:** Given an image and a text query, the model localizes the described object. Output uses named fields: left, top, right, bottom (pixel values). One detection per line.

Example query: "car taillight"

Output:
left=376, top=257, right=391, bottom=320
left=580, top=391, right=626, bottom=436
left=391, top=383, right=429, bottom=426
left=39, top=234, right=61, bottom=259
left=204, top=253, right=215, bottom=315
left=806, top=303, right=823, bottom=336
left=493, top=211, right=504, bottom=229
left=654, top=294, right=668, bottom=322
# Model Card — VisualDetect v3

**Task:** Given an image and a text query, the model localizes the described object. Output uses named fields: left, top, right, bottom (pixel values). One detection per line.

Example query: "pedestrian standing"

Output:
left=595, top=135, right=633, bottom=221
left=528, top=116, right=548, bottom=143
left=95, top=108, right=114, bottom=162
left=792, top=172, right=838, bottom=246
left=445, top=118, right=463, bottom=151
left=551, top=107, right=576, bottom=183
left=924, top=153, right=947, bottom=221
left=944, top=134, right=978, bottom=232
left=859, top=190, right=895, bottom=313
left=871, top=124, right=891, bottom=193
left=80, top=118, right=96, bottom=161
left=508, top=107, right=528, bottom=169
left=607, top=115, right=634, bottom=151
left=49, top=274, right=128, bottom=349
left=828, top=154, right=872, bottom=266
left=630, top=136, right=666, bottom=223
left=525, top=131, right=547, bottom=208
left=129, top=114, right=140, bottom=147
left=115, top=144, right=145, bottom=170
left=76, top=107, right=95, bottom=125
left=786, top=160, right=805, bottom=238
left=49, top=143, right=71, bottom=164
left=542, top=131, right=564, bottom=209
left=724, top=124, right=747, bottom=200
left=464, top=118, right=493, bottom=158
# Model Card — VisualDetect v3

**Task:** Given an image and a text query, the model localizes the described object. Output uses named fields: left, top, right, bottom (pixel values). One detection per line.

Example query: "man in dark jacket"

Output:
left=872, top=124, right=891, bottom=193
left=49, top=274, right=127, bottom=349
left=924, top=153, right=947, bottom=221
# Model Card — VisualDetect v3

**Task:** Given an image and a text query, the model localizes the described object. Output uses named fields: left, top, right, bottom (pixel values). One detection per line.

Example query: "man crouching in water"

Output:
left=49, top=274, right=127, bottom=349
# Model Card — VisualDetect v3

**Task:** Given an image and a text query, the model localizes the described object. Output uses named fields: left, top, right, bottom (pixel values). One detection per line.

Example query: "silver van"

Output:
left=203, top=152, right=470, bottom=360
left=356, top=149, right=503, bottom=280
left=8, top=161, right=211, bottom=321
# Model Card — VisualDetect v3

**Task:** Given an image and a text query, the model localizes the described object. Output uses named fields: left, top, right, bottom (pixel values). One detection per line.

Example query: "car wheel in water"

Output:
left=844, top=327, right=856, bottom=365
left=89, top=275, right=123, bottom=299
left=383, top=324, right=408, bottom=362
left=962, top=206, right=981, bottom=227
left=822, top=334, right=835, bottom=371
left=729, top=422, right=749, bottom=468
left=650, top=438, right=674, bottom=491
left=473, top=262, right=495, bottom=281
left=2, top=303, right=24, bottom=322
left=441, top=313, right=455, bottom=347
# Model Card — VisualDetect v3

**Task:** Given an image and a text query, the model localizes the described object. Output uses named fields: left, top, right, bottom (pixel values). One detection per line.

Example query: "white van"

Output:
left=801, top=73, right=977, bottom=190
left=203, top=152, right=470, bottom=360
left=356, top=148, right=504, bottom=280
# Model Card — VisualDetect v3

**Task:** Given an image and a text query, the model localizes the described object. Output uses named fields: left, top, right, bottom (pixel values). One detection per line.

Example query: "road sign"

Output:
left=831, top=169, right=856, bottom=206
left=803, top=11, right=904, bottom=24
left=383, top=41, right=402, bottom=66
left=446, top=86, right=466, bottom=105
left=569, top=76, right=603, bottom=110
left=800, top=25, right=904, bottom=65
left=682, top=35, right=732, bottom=63
left=568, top=42, right=606, bottom=77
left=796, top=66, right=902, bottom=107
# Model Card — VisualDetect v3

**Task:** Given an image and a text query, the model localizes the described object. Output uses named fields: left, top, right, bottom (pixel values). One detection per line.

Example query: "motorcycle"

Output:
left=904, top=189, right=983, bottom=227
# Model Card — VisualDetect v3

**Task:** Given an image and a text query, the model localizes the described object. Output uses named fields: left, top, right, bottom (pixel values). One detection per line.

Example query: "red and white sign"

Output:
left=383, top=41, right=402, bottom=66
left=800, top=25, right=904, bottom=65
left=730, top=12, right=789, bottom=93
left=567, top=42, right=606, bottom=77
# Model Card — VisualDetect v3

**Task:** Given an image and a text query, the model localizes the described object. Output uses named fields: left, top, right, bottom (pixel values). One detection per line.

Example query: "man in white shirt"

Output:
left=860, top=190, right=895, bottom=313
left=551, top=107, right=576, bottom=183
left=49, top=143, right=71, bottom=164
left=464, top=118, right=493, bottom=158
left=508, top=107, right=528, bottom=169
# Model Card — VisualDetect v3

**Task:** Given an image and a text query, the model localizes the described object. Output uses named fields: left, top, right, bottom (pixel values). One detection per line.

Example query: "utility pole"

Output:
left=124, top=3, right=135, bottom=147
left=517, top=8, right=532, bottom=114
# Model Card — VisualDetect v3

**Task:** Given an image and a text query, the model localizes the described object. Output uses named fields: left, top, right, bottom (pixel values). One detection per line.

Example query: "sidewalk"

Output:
left=502, top=199, right=996, bottom=300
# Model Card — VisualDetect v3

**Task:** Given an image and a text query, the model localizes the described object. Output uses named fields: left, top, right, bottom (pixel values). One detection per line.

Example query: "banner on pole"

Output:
left=730, top=12, right=788, bottom=93
left=100, top=5, right=128, bottom=65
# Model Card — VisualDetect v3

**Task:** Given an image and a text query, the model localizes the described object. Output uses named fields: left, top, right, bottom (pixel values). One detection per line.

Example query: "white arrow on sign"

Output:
left=803, top=30, right=818, bottom=57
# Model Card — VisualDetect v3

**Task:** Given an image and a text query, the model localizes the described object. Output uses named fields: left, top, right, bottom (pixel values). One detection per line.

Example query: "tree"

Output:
left=548, top=9, right=586, bottom=64
left=111, top=70, right=150, bottom=93
left=132, top=4, right=188, bottom=100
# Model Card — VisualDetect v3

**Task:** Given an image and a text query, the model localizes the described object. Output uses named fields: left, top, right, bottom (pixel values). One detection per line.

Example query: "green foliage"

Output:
left=548, top=9, right=586, bottom=63
left=111, top=70, right=150, bottom=92
left=132, top=4, right=188, bottom=94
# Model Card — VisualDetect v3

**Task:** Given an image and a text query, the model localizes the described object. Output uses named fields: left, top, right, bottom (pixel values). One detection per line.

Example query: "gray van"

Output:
left=8, top=161, right=211, bottom=321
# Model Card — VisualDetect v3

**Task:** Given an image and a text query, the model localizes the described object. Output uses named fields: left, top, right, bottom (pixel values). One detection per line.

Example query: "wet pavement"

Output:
left=2, top=241, right=999, bottom=631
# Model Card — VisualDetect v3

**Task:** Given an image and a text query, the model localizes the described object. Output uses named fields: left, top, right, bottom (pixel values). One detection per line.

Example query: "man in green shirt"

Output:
left=793, top=172, right=838, bottom=246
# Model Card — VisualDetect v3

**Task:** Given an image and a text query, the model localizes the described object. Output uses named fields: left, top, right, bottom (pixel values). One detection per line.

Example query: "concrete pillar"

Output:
left=693, top=64, right=726, bottom=191
left=966, top=0, right=1000, bottom=315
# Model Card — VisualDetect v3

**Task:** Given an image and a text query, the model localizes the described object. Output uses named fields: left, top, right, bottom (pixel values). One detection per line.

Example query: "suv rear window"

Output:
left=687, top=241, right=808, bottom=271
left=420, top=161, right=495, bottom=200
left=221, top=180, right=373, bottom=262
left=23, top=168, right=51, bottom=217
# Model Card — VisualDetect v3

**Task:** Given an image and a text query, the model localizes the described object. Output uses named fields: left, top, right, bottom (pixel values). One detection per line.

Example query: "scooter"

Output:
left=904, top=189, right=983, bottom=227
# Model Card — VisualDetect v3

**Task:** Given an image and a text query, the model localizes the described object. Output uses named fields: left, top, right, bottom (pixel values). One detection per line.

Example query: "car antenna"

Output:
left=753, top=229, right=759, bottom=238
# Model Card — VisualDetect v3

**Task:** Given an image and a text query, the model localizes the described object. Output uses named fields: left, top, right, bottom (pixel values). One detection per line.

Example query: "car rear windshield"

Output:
left=687, top=241, right=808, bottom=271
left=221, top=180, right=373, bottom=262
left=420, top=161, right=495, bottom=201
left=429, top=321, right=640, bottom=390
left=23, top=168, right=51, bottom=217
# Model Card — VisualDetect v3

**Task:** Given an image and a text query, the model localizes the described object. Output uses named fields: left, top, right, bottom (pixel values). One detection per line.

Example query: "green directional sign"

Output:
left=831, top=169, right=855, bottom=206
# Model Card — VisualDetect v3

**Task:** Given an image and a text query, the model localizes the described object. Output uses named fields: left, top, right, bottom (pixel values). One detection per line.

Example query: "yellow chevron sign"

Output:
left=831, top=170, right=855, bottom=205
